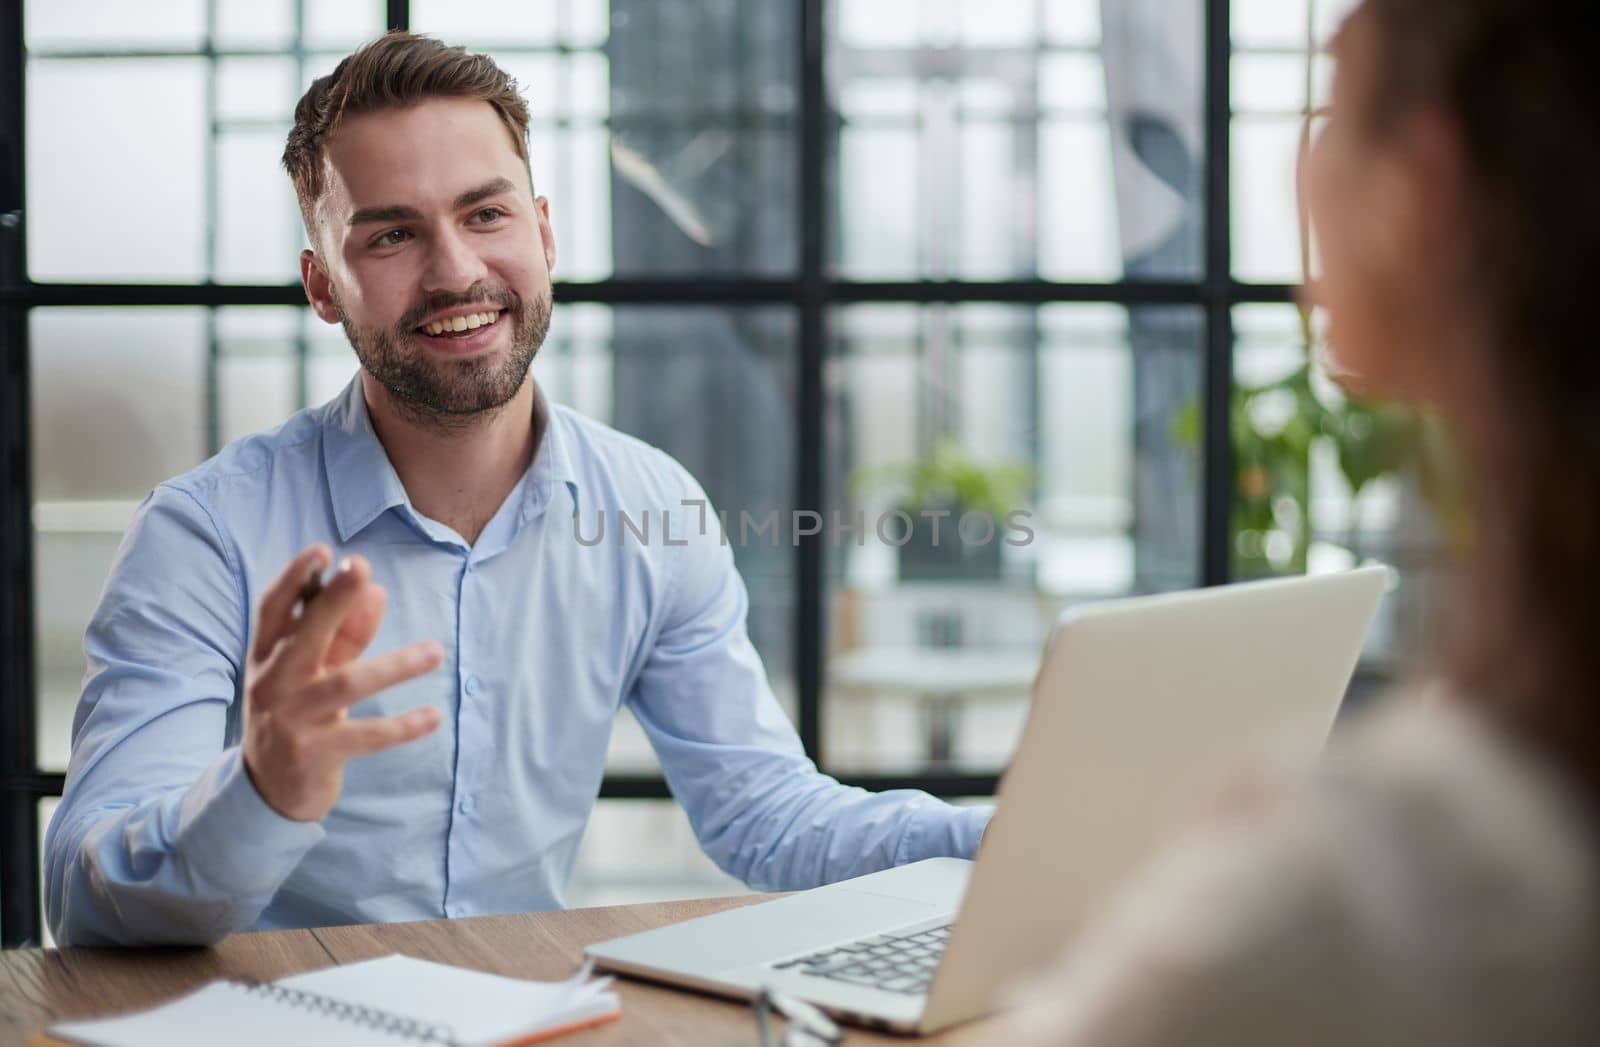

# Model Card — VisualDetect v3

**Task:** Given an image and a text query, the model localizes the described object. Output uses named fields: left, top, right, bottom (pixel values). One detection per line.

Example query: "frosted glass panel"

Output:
left=217, top=130, right=302, bottom=283
left=958, top=0, right=1035, bottom=47
left=217, top=307, right=304, bottom=443
left=303, top=0, right=385, bottom=49
left=1042, top=0, right=1101, bottom=45
left=412, top=0, right=561, bottom=45
left=29, top=309, right=208, bottom=501
left=1231, top=117, right=1301, bottom=283
left=26, top=60, right=208, bottom=282
left=219, top=357, right=298, bottom=445
left=30, top=309, right=209, bottom=774
left=837, top=127, right=918, bottom=279
left=216, top=56, right=298, bottom=122
left=25, top=0, right=205, bottom=50
left=214, top=0, right=295, bottom=49
left=1038, top=122, right=1121, bottom=280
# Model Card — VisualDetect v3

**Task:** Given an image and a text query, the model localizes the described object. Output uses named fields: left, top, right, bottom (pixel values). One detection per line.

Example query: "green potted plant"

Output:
left=850, top=439, right=1033, bottom=581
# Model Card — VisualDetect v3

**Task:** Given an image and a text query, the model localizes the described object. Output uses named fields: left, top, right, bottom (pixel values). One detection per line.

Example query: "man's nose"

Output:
left=421, top=226, right=490, bottom=295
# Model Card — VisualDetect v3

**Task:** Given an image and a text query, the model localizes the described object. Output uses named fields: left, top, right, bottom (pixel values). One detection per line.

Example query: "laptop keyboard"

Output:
left=771, top=923, right=952, bottom=996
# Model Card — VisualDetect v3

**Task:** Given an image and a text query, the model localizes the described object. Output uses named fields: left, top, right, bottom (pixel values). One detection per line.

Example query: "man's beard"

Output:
left=333, top=280, right=552, bottom=429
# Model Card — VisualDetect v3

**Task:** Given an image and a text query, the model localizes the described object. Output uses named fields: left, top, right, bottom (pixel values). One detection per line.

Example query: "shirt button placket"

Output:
left=447, top=557, right=478, bottom=918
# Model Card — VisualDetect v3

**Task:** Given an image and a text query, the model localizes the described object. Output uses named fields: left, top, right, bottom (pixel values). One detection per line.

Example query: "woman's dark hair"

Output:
left=1357, top=0, right=1600, bottom=795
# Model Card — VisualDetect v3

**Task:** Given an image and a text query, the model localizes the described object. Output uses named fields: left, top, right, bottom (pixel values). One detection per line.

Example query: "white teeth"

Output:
left=422, top=311, right=498, bottom=336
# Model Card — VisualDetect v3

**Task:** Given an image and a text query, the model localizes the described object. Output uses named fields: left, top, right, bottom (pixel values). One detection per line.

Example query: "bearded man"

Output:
left=43, top=32, right=990, bottom=947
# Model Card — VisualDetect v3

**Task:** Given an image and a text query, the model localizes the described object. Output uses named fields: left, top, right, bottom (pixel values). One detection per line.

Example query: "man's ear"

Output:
left=535, top=196, right=557, bottom=275
left=300, top=249, right=341, bottom=324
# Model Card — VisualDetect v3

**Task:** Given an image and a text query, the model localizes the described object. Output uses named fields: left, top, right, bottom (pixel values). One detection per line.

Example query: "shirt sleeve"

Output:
left=624, top=468, right=991, bottom=892
left=43, top=484, right=326, bottom=946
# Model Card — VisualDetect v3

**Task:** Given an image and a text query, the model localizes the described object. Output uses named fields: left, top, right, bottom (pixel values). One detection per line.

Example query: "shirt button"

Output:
left=458, top=794, right=476, bottom=815
left=464, top=675, right=480, bottom=696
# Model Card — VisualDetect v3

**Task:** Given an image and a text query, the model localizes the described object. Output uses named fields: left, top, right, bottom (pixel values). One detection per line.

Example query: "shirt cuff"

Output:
left=896, top=800, right=996, bottom=865
left=175, top=747, right=327, bottom=895
left=952, top=804, right=995, bottom=858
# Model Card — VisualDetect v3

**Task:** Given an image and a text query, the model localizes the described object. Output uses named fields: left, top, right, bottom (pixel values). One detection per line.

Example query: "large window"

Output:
left=3, top=0, right=1438, bottom=946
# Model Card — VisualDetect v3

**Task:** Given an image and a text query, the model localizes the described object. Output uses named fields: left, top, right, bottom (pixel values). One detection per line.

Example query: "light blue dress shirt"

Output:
left=44, top=379, right=991, bottom=946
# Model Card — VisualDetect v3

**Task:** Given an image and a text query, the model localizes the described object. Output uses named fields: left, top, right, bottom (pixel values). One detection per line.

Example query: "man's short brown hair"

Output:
left=283, top=31, right=532, bottom=229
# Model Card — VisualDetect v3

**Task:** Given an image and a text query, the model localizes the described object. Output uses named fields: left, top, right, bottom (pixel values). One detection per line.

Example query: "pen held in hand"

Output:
left=295, top=568, right=324, bottom=616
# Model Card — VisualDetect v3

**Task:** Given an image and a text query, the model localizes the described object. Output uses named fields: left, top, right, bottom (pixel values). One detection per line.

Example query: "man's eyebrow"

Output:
left=454, top=177, right=517, bottom=210
left=348, top=203, right=422, bottom=228
left=346, top=179, right=517, bottom=228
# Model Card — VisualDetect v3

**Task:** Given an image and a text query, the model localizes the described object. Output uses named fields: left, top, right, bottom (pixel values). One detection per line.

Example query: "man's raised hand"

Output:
left=242, top=545, right=444, bottom=821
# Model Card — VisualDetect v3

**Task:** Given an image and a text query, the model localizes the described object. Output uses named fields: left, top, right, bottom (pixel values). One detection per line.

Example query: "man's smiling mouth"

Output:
left=416, top=309, right=503, bottom=338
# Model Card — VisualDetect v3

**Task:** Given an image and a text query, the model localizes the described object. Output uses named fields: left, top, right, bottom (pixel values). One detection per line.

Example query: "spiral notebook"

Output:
left=42, top=954, right=621, bottom=1047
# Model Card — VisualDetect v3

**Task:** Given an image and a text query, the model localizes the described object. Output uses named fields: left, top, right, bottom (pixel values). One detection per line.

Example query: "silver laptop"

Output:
left=587, top=567, right=1390, bottom=1035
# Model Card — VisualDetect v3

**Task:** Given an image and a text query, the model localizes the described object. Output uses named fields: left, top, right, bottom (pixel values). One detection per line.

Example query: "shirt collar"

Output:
left=323, top=378, right=411, bottom=543
left=521, top=381, right=582, bottom=526
left=322, top=377, right=581, bottom=544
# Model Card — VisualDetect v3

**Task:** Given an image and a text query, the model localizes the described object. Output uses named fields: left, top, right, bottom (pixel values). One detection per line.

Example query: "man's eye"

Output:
left=376, top=229, right=409, bottom=247
left=474, top=207, right=504, bottom=224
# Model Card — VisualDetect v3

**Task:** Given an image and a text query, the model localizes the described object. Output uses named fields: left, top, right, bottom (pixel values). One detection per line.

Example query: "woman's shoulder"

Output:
left=1309, top=688, right=1596, bottom=900
left=1007, top=687, right=1600, bottom=1047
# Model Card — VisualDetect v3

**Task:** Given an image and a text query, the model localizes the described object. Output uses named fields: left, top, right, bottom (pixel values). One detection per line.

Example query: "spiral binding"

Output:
left=237, top=980, right=461, bottom=1045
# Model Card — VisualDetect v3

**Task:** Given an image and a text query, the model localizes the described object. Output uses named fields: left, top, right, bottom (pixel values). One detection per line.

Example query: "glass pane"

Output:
left=1230, top=0, right=1362, bottom=282
left=830, top=0, right=1203, bottom=281
left=308, top=321, right=363, bottom=404
left=1230, top=116, right=1302, bottom=283
left=216, top=307, right=305, bottom=444
left=215, top=0, right=295, bottom=50
left=823, top=304, right=1202, bottom=774
left=1043, top=0, right=1101, bottom=46
left=1232, top=305, right=1447, bottom=673
left=567, top=800, right=749, bottom=908
left=216, top=56, right=298, bottom=121
left=26, top=59, right=209, bottom=282
left=216, top=128, right=302, bottom=283
left=303, top=0, right=386, bottom=50
left=412, top=0, right=562, bottom=46
left=31, top=308, right=209, bottom=772
left=25, top=0, right=206, bottom=50
left=414, top=0, right=799, bottom=278
left=1231, top=0, right=1309, bottom=48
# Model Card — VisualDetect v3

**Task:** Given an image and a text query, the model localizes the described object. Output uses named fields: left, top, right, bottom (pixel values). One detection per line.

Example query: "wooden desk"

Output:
left=0, top=897, right=1007, bottom=1046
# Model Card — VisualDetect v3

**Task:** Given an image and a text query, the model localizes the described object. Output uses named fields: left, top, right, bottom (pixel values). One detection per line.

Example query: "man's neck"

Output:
left=360, top=371, right=541, bottom=546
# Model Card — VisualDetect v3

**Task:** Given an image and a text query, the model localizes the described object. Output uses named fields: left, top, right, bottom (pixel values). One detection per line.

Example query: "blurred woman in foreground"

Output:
left=1013, top=2, right=1600, bottom=1043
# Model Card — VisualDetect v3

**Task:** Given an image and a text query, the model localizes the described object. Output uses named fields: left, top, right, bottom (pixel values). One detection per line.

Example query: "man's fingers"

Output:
left=300, top=642, right=445, bottom=720
left=320, top=706, right=443, bottom=760
left=251, top=545, right=331, bottom=665
left=326, top=583, right=388, bottom=668
left=276, top=555, right=378, bottom=676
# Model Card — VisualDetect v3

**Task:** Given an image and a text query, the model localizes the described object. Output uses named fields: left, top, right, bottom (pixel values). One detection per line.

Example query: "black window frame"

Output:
left=0, top=0, right=1296, bottom=947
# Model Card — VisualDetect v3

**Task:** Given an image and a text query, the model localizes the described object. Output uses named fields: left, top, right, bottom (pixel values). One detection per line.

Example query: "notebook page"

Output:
left=48, top=982, right=408, bottom=1047
left=277, top=955, right=618, bottom=1047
